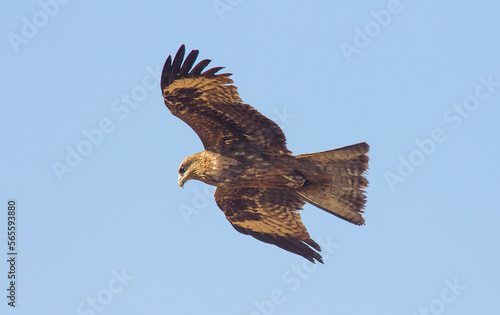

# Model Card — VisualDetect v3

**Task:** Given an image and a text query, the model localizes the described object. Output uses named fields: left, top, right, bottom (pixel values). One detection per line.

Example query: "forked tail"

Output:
left=295, top=142, right=369, bottom=225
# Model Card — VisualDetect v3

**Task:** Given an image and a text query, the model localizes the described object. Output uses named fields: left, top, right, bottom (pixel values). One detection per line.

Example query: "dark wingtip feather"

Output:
left=168, top=44, right=185, bottom=84
left=260, top=233, right=324, bottom=264
left=304, top=239, right=322, bottom=252
left=302, top=240, right=324, bottom=264
left=190, top=59, right=212, bottom=76
left=160, top=55, right=172, bottom=91
left=179, top=49, right=199, bottom=77
left=202, top=66, right=225, bottom=76
left=298, top=242, right=323, bottom=264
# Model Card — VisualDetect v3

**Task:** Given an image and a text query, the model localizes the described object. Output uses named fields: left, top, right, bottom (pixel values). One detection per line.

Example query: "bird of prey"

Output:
left=161, top=45, right=369, bottom=263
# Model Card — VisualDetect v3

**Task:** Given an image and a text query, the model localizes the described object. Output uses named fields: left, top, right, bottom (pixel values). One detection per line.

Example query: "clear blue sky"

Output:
left=1, top=1, right=499, bottom=314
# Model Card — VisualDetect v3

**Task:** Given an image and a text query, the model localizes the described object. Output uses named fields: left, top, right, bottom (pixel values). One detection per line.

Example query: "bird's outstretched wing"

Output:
left=214, top=187, right=323, bottom=263
left=161, top=45, right=290, bottom=156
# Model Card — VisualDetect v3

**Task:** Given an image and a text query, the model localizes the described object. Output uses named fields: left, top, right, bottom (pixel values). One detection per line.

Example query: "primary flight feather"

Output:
left=161, top=45, right=369, bottom=263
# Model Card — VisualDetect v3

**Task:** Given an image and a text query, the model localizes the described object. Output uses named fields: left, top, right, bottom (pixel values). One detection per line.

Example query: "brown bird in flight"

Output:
left=161, top=45, right=369, bottom=263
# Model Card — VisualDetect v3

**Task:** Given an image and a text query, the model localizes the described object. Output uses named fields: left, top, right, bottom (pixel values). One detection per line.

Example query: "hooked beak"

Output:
left=178, top=176, right=184, bottom=188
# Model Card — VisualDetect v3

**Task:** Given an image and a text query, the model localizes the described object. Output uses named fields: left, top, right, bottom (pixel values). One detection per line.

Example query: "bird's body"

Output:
left=179, top=150, right=305, bottom=188
left=161, top=45, right=369, bottom=263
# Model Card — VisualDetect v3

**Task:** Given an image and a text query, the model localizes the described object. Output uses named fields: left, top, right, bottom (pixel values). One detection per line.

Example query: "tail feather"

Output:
left=295, top=142, right=369, bottom=225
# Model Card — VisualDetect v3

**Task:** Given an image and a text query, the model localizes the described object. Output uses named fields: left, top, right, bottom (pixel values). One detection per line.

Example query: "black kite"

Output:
left=161, top=45, right=369, bottom=263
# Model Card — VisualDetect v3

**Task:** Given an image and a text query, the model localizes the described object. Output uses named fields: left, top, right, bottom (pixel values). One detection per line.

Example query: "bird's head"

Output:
left=177, top=152, right=205, bottom=188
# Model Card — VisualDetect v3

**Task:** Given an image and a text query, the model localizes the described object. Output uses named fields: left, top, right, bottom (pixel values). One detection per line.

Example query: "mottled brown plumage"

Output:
left=161, top=45, right=369, bottom=263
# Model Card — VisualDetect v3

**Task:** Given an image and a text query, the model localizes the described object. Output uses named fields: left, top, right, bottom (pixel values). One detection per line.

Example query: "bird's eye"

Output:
left=179, top=166, right=186, bottom=174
